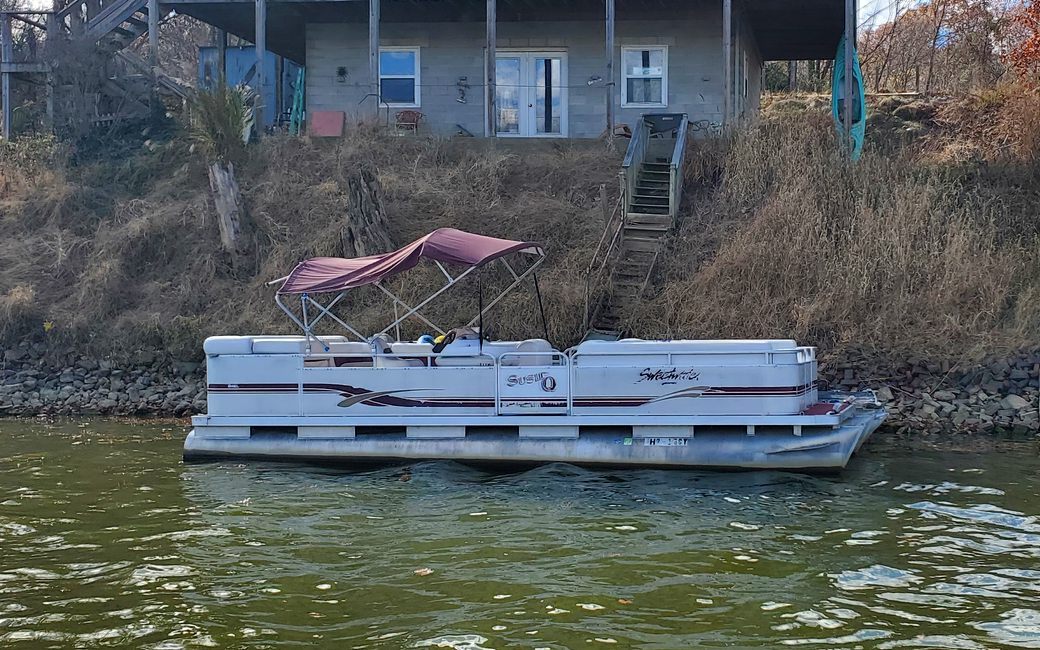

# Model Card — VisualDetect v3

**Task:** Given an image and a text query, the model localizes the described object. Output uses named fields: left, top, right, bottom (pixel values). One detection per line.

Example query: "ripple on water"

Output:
left=833, top=565, right=922, bottom=590
left=414, top=634, right=492, bottom=649
left=974, top=608, right=1040, bottom=648
left=7, top=425, right=1040, bottom=648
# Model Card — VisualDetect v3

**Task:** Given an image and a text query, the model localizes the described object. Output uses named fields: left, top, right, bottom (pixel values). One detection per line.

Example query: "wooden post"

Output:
left=1, top=14, right=11, bottom=140
left=275, top=55, right=284, bottom=126
left=369, top=0, right=380, bottom=118
left=605, top=0, right=615, bottom=136
left=722, top=0, right=732, bottom=126
left=216, top=28, right=228, bottom=89
left=255, top=0, right=266, bottom=130
left=148, top=0, right=159, bottom=69
left=788, top=60, right=797, bottom=91
left=486, top=0, right=496, bottom=137
left=843, top=0, right=854, bottom=144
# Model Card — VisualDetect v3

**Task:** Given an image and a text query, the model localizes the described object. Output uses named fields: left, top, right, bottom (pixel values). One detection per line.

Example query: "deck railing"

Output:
left=582, top=192, right=624, bottom=333
left=668, top=114, right=689, bottom=221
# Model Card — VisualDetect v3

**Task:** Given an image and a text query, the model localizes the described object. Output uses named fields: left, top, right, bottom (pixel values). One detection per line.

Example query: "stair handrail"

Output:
left=85, top=0, right=147, bottom=40
left=620, top=117, right=648, bottom=218
left=667, top=113, right=689, bottom=221
left=583, top=192, right=624, bottom=333
left=115, top=49, right=193, bottom=101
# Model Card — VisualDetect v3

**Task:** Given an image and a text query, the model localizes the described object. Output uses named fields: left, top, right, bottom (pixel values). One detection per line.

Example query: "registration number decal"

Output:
left=643, top=437, right=689, bottom=447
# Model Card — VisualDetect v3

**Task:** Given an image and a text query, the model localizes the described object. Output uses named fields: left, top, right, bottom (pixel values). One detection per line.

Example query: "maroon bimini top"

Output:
left=278, top=228, right=542, bottom=294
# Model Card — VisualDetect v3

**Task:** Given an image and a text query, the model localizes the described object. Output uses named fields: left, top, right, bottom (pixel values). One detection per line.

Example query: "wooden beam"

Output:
left=843, top=0, right=854, bottom=145
left=722, top=0, right=732, bottom=126
left=369, top=0, right=379, bottom=118
left=148, top=0, right=159, bottom=69
left=788, top=60, right=796, bottom=91
left=255, top=0, right=266, bottom=129
left=216, top=28, right=227, bottom=89
left=486, top=0, right=496, bottom=137
left=1, top=13, right=11, bottom=140
left=605, top=0, right=614, bottom=136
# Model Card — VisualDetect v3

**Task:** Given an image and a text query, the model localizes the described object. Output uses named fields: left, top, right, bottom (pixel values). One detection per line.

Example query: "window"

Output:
left=379, top=47, right=420, bottom=106
left=621, top=46, right=667, bottom=107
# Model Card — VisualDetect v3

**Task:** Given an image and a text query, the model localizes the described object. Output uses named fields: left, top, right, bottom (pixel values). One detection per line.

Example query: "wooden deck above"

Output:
left=164, top=0, right=846, bottom=65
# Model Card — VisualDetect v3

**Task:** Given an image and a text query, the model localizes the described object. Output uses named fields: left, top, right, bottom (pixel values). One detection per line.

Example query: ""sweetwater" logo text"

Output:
left=637, top=367, right=701, bottom=384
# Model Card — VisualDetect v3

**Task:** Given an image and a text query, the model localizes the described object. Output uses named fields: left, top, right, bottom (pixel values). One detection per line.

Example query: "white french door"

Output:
left=494, top=52, right=567, bottom=137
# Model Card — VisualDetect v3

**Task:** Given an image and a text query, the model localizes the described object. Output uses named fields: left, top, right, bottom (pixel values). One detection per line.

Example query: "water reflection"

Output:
left=1, top=421, right=1040, bottom=647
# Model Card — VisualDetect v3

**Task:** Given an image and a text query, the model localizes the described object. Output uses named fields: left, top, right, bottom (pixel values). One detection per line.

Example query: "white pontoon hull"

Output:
left=184, top=411, right=885, bottom=470
left=184, top=336, right=887, bottom=471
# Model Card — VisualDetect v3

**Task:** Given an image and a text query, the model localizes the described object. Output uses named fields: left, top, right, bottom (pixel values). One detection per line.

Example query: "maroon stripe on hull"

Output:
left=208, top=382, right=814, bottom=409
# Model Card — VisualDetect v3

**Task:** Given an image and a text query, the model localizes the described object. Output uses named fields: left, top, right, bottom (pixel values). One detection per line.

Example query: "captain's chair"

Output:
left=501, top=339, right=554, bottom=367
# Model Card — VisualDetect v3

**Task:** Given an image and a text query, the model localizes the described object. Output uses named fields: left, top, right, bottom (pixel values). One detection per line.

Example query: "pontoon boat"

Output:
left=184, top=229, right=886, bottom=470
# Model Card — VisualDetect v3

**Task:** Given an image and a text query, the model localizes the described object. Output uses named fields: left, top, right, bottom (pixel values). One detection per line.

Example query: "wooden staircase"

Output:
left=584, top=113, right=689, bottom=340
left=52, top=0, right=190, bottom=126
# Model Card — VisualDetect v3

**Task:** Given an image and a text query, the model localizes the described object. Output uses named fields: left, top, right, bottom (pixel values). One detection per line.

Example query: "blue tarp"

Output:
left=198, top=46, right=302, bottom=128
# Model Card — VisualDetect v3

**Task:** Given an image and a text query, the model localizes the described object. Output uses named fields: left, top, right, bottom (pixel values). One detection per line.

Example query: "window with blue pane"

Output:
left=379, top=48, right=420, bottom=106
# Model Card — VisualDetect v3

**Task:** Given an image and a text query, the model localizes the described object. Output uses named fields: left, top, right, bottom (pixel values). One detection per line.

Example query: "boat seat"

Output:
left=374, top=356, right=425, bottom=368
left=304, top=341, right=373, bottom=368
left=204, top=336, right=254, bottom=356
left=251, top=338, right=310, bottom=354
left=501, top=339, right=555, bottom=366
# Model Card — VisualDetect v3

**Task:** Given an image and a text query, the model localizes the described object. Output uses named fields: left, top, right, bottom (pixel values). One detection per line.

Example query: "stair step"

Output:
left=622, top=239, right=663, bottom=253
left=630, top=206, right=670, bottom=215
left=627, top=212, right=672, bottom=223
left=642, top=163, right=670, bottom=171
left=639, top=168, right=670, bottom=176
left=624, top=224, right=668, bottom=235
left=635, top=186, right=669, bottom=195
left=633, top=194, right=669, bottom=204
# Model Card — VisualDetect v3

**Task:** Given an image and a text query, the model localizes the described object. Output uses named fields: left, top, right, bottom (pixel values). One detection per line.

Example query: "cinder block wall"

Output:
left=305, top=7, right=744, bottom=137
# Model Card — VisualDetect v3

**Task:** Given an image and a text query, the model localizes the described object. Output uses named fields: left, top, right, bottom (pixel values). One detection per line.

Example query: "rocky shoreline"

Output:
left=819, top=349, right=1038, bottom=435
left=1, top=342, right=1037, bottom=434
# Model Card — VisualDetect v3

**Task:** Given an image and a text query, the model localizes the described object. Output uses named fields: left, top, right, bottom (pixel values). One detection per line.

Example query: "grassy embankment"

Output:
left=0, top=88, right=1037, bottom=365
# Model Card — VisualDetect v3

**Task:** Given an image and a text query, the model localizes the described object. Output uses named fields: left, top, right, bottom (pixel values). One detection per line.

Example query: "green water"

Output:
left=2, top=422, right=1040, bottom=649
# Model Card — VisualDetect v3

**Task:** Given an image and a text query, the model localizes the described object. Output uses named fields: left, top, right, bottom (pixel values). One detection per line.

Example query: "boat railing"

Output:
left=568, top=346, right=817, bottom=366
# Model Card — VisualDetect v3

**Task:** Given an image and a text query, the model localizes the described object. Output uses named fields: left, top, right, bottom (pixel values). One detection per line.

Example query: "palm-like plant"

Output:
left=189, top=84, right=257, bottom=165
left=189, top=84, right=257, bottom=257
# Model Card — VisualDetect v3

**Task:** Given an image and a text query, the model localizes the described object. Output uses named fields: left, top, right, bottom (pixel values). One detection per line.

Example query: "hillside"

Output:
left=0, top=90, right=1038, bottom=367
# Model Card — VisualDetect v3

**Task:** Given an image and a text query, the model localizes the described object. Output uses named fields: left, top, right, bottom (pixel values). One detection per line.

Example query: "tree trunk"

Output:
left=208, top=161, right=245, bottom=256
left=342, top=167, right=393, bottom=258
left=925, top=0, right=950, bottom=94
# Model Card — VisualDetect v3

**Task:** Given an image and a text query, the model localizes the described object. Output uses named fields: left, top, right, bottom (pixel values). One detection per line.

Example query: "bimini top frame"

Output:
left=268, top=228, right=545, bottom=348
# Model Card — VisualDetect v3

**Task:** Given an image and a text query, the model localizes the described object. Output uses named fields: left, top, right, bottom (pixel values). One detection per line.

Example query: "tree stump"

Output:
left=342, top=167, right=393, bottom=258
left=208, top=161, right=245, bottom=256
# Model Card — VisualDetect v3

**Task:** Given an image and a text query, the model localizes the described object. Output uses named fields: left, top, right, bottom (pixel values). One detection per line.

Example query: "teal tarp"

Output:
left=831, top=36, right=867, bottom=161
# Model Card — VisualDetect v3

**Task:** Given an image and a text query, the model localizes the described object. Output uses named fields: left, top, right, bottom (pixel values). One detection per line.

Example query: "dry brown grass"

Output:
left=0, top=105, right=1037, bottom=362
left=636, top=113, right=1040, bottom=358
left=0, top=129, right=619, bottom=359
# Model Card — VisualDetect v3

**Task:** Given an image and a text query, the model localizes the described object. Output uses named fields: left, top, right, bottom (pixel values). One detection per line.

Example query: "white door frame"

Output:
left=486, top=49, right=568, bottom=138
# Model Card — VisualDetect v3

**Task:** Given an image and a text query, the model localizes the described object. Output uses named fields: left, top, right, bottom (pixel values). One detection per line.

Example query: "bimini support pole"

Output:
left=533, top=272, right=549, bottom=342
left=303, top=293, right=367, bottom=342
left=375, top=265, right=483, bottom=336
left=374, top=282, right=448, bottom=336
left=465, top=253, right=545, bottom=328
left=275, top=292, right=308, bottom=331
